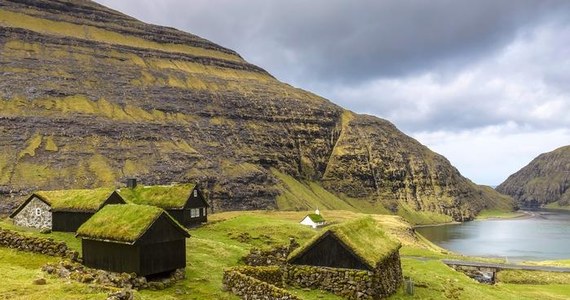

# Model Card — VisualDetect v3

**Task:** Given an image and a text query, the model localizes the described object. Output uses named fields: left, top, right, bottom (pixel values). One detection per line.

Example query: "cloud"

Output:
left=328, top=20, right=570, bottom=133
left=413, top=127, right=570, bottom=185
left=95, top=0, right=570, bottom=84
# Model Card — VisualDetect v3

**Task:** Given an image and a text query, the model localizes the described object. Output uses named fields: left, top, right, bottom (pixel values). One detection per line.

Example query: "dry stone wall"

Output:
left=372, top=252, right=403, bottom=298
left=0, top=228, right=78, bottom=259
left=11, top=197, right=52, bottom=229
left=283, top=252, right=403, bottom=299
left=42, top=260, right=186, bottom=290
left=283, top=265, right=375, bottom=299
left=223, top=267, right=299, bottom=300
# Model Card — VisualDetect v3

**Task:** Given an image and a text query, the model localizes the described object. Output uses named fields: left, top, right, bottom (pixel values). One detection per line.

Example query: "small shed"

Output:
left=10, top=188, right=125, bottom=232
left=119, top=183, right=209, bottom=227
left=76, top=204, right=190, bottom=277
left=287, top=217, right=403, bottom=298
left=299, top=208, right=326, bottom=229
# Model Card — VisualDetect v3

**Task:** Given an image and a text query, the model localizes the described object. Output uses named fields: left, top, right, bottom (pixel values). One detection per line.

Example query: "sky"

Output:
left=95, top=0, right=570, bottom=186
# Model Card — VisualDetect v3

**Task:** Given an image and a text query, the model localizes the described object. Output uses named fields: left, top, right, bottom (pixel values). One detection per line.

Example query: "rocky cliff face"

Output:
left=0, top=0, right=512, bottom=220
left=497, top=146, right=570, bottom=208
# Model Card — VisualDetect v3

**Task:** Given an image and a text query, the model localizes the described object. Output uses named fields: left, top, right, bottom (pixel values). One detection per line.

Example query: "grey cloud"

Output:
left=97, top=0, right=570, bottom=84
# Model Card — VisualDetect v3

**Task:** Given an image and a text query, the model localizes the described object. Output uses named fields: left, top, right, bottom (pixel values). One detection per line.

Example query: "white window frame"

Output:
left=190, top=208, right=200, bottom=218
left=193, top=190, right=198, bottom=197
left=35, top=208, right=42, bottom=217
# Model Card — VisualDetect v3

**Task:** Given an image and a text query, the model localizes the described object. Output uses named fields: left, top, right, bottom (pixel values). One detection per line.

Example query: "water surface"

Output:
left=415, top=210, right=570, bottom=261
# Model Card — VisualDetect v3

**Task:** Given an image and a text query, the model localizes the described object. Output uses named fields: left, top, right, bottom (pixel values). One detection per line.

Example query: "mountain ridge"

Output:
left=0, top=0, right=513, bottom=220
left=497, top=145, right=570, bottom=208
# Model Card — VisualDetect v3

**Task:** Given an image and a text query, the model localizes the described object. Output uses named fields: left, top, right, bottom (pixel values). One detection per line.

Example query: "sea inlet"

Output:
left=415, top=209, right=570, bottom=262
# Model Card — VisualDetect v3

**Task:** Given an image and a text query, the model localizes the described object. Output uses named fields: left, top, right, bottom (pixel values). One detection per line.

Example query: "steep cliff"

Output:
left=497, top=146, right=570, bottom=208
left=0, top=0, right=512, bottom=220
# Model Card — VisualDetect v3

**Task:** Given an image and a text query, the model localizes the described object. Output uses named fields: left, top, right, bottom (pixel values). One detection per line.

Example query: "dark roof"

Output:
left=288, top=216, right=400, bottom=269
left=118, top=183, right=207, bottom=209
left=76, top=204, right=190, bottom=245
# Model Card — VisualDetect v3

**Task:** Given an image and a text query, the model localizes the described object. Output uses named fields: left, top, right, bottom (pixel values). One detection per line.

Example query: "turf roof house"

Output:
left=119, top=183, right=209, bottom=227
left=287, top=217, right=403, bottom=298
left=76, top=204, right=190, bottom=277
left=10, top=188, right=125, bottom=232
left=300, top=208, right=326, bottom=228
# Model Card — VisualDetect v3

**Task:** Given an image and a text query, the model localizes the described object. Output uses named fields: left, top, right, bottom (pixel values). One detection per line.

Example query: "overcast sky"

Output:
left=95, top=0, right=570, bottom=185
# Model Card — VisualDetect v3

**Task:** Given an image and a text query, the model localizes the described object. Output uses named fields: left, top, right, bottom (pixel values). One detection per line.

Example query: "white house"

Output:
left=300, top=208, right=326, bottom=229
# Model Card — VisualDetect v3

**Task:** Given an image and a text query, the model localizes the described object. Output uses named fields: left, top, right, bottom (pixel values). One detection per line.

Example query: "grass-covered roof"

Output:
left=288, top=216, right=401, bottom=269
left=76, top=204, right=188, bottom=244
left=118, top=184, right=196, bottom=209
left=307, top=213, right=325, bottom=223
left=36, top=188, right=117, bottom=212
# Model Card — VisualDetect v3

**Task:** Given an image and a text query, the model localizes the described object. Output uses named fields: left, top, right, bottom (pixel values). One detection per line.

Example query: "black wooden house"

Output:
left=119, top=183, right=209, bottom=227
left=288, top=217, right=401, bottom=271
left=76, top=204, right=190, bottom=277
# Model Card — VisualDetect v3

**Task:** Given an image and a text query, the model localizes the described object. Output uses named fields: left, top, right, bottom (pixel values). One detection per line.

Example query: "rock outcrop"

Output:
left=497, top=146, right=570, bottom=208
left=0, top=0, right=512, bottom=220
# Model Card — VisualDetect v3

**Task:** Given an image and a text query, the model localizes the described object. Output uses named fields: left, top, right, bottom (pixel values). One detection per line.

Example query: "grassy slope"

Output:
left=1, top=211, right=570, bottom=299
left=273, top=169, right=453, bottom=225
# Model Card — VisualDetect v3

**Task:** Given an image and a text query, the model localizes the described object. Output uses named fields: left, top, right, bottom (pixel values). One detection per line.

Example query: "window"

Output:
left=193, top=190, right=198, bottom=197
left=190, top=208, right=200, bottom=218
left=35, top=208, right=42, bottom=217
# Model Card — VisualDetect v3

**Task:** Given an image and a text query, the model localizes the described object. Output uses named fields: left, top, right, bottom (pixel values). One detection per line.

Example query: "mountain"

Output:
left=497, top=146, right=570, bottom=208
left=0, top=0, right=512, bottom=220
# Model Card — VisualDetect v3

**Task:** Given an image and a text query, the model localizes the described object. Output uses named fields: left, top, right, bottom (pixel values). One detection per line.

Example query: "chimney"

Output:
left=127, top=178, right=137, bottom=189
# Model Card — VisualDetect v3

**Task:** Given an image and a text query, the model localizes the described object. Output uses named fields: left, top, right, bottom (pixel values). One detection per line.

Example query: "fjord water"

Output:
left=416, top=209, right=570, bottom=261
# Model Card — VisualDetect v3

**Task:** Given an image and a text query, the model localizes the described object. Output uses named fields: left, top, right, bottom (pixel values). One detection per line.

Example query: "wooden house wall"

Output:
left=52, top=211, right=93, bottom=232
left=105, top=191, right=127, bottom=206
left=82, top=239, right=140, bottom=274
left=168, top=208, right=206, bottom=227
left=180, top=188, right=209, bottom=226
left=289, top=233, right=372, bottom=271
left=139, top=240, right=186, bottom=276
left=138, top=214, right=189, bottom=244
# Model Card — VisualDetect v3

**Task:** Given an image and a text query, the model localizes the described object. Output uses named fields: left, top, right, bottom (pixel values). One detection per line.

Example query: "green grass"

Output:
left=37, top=188, right=116, bottom=211
left=2, top=211, right=570, bottom=299
left=76, top=204, right=184, bottom=243
left=118, top=184, right=196, bottom=209
left=476, top=209, right=526, bottom=220
left=497, top=270, right=570, bottom=285
left=545, top=202, right=570, bottom=211
left=0, top=248, right=107, bottom=299
left=396, top=204, right=453, bottom=225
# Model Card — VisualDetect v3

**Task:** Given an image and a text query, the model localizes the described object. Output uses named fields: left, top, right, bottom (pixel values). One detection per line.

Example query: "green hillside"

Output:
left=2, top=211, right=570, bottom=299
left=498, top=145, right=570, bottom=208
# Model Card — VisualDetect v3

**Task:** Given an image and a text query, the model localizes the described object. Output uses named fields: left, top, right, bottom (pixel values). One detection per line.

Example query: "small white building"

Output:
left=300, top=208, right=326, bottom=229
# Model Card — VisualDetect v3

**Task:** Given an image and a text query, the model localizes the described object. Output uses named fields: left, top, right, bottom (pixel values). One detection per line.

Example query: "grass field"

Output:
left=1, top=210, right=569, bottom=299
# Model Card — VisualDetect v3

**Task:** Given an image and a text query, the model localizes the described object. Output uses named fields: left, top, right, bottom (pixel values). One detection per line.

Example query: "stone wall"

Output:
left=12, top=197, right=52, bottom=229
left=0, top=228, right=78, bottom=260
left=283, top=265, right=375, bottom=299
left=283, top=251, right=403, bottom=299
left=371, top=252, right=403, bottom=298
left=241, top=238, right=299, bottom=266
left=223, top=267, right=299, bottom=300
left=43, top=260, right=186, bottom=290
